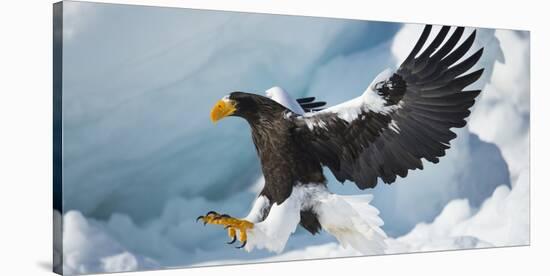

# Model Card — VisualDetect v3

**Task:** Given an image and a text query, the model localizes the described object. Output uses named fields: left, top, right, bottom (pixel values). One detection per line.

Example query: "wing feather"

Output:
left=292, top=25, right=484, bottom=189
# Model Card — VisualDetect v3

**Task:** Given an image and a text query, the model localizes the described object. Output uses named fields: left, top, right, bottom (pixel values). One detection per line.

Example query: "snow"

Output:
left=62, top=211, right=159, bottom=275
left=468, top=30, right=530, bottom=179
left=388, top=174, right=528, bottom=252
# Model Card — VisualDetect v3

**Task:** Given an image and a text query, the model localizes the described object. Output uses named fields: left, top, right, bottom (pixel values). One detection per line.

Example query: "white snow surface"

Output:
left=62, top=211, right=159, bottom=275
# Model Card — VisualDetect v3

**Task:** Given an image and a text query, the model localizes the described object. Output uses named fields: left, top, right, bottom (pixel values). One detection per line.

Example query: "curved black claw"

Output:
left=195, top=216, right=204, bottom=223
left=236, top=240, right=247, bottom=249
left=227, top=236, right=237, bottom=244
left=206, top=211, right=219, bottom=216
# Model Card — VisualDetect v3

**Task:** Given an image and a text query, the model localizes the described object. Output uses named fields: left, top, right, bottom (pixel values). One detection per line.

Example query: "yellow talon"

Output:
left=228, top=227, right=236, bottom=237
left=227, top=227, right=237, bottom=244
left=239, top=228, right=247, bottom=243
left=196, top=211, right=253, bottom=248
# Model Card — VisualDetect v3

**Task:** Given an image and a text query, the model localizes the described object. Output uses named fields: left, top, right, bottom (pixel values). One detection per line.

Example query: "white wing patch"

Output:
left=302, top=68, right=400, bottom=124
left=265, top=86, right=305, bottom=115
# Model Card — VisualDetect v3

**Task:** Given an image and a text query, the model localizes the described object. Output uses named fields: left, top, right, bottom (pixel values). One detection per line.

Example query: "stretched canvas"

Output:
left=53, top=1, right=530, bottom=275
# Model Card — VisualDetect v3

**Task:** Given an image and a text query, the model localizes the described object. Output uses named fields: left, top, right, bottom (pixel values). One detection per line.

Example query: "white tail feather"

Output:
left=316, top=194, right=387, bottom=255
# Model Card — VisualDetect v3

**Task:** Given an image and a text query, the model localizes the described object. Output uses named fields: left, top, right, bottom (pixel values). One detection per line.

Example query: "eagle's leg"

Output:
left=196, top=211, right=254, bottom=248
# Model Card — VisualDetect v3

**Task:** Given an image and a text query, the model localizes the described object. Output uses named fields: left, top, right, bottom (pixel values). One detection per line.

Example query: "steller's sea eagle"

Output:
left=197, top=25, right=485, bottom=254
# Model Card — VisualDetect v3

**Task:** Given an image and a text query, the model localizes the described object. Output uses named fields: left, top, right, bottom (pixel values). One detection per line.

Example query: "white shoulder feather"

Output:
left=265, top=86, right=305, bottom=115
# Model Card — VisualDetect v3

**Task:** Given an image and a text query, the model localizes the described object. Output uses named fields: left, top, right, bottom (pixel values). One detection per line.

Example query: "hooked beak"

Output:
left=210, top=98, right=237, bottom=123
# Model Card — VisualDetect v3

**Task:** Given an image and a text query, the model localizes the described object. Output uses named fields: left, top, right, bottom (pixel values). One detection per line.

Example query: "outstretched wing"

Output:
left=292, top=25, right=484, bottom=189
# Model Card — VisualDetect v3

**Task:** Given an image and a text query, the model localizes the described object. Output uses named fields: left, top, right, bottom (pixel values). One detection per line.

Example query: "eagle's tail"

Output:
left=316, top=193, right=388, bottom=255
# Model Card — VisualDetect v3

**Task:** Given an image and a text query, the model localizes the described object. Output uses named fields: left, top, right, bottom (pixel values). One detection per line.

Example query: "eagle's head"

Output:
left=210, top=92, right=284, bottom=123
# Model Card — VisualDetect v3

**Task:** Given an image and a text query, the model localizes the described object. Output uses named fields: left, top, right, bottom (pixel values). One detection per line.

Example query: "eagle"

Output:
left=197, top=25, right=484, bottom=254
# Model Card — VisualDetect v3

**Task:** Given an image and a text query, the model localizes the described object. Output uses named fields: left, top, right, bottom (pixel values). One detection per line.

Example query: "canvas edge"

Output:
left=63, top=0, right=530, bottom=32
left=53, top=1, right=64, bottom=275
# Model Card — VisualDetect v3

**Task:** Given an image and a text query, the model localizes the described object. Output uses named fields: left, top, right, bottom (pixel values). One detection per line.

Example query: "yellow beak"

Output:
left=210, top=99, right=237, bottom=123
